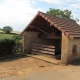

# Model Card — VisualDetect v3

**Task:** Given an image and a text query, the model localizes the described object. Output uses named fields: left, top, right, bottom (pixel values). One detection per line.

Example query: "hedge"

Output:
left=0, top=39, right=15, bottom=55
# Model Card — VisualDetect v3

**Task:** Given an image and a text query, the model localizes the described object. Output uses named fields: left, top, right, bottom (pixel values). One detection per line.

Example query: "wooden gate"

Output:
left=31, top=43, right=55, bottom=55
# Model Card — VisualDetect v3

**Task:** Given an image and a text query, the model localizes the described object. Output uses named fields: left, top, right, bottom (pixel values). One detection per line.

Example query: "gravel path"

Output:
left=0, top=65, right=80, bottom=80
left=0, top=55, right=80, bottom=80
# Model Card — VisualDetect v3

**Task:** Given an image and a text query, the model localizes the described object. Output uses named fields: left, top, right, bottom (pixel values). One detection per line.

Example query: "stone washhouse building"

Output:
left=21, top=11, right=80, bottom=64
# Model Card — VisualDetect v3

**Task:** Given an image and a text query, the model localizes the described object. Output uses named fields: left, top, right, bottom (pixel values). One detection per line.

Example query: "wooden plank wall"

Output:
left=31, top=43, right=55, bottom=55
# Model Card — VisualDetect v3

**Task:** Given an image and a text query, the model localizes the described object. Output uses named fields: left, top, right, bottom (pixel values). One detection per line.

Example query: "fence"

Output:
left=31, top=42, right=55, bottom=55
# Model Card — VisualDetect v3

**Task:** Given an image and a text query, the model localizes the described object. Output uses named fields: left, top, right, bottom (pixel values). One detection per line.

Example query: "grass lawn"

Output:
left=0, top=30, right=21, bottom=39
left=0, top=33, right=17, bottom=39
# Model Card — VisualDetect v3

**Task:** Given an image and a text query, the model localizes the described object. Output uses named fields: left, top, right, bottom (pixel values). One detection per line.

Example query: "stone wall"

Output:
left=22, top=31, right=49, bottom=54
left=61, top=33, right=80, bottom=64
left=67, top=38, right=80, bottom=62
left=22, top=31, right=38, bottom=54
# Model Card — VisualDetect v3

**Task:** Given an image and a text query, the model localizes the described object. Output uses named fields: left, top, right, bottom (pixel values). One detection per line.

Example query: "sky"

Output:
left=0, top=0, right=80, bottom=32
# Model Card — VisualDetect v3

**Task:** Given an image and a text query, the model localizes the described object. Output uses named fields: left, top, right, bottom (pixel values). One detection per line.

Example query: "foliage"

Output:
left=46, top=8, right=79, bottom=22
left=12, top=35, right=22, bottom=43
left=0, top=39, right=15, bottom=55
left=2, top=26, right=13, bottom=34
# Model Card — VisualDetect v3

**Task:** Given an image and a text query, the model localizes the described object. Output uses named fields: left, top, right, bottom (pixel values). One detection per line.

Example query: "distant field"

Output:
left=0, top=30, right=21, bottom=34
left=0, top=33, right=17, bottom=39
left=0, top=30, right=3, bottom=33
left=0, top=30, right=21, bottom=39
left=11, top=31, right=21, bottom=34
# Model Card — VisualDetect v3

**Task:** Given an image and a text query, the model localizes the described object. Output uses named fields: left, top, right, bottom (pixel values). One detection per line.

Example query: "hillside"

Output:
left=11, top=31, right=21, bottom=35
left=0, top=30, right=21, bottom=34
left=0, top=33, right=16, bottom=39
left=0, top=30, right=21, bottom=39
left=0, top=30, right=3, bottom=33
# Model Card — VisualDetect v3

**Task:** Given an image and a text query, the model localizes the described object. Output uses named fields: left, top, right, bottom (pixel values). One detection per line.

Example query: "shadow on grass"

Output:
left=69, top=58, right=80, bottom=66
left=0, top=54, right=29, bottom=63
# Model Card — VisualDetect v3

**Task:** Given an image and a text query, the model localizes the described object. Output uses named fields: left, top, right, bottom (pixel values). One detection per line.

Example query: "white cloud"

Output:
left=69, top=3, right=80, bottom=9
left=0, top=0, right=80, bottom=31
left=66, top=0, right=80, bottom=2
left=41, top=0, right=80, bottom=5
left=0, top=0, right=42, bottom=31
left=40, top=0, right=64, bottom=4
left=32, top=1, right=37, bottom=4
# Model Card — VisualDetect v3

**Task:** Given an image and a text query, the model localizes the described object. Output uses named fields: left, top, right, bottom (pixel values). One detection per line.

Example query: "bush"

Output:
left=0, top=39, right=15, bottom=55
left=12, top=35, right=22, bottom=43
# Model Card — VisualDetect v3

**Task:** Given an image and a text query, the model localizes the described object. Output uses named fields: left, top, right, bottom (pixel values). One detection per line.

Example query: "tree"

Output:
left=46, top=8, right=79, bottom=22
left=2, top=26, right=13, bottom=34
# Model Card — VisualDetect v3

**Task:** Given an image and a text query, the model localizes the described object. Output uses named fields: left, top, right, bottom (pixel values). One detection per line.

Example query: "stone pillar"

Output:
left=61, top=33, right=68, bottom=64
left=61, top=33, right=80, bottom=64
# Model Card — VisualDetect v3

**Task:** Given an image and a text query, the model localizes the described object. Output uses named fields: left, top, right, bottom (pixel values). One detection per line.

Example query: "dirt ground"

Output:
left=0, top=55, right=79, bottom=78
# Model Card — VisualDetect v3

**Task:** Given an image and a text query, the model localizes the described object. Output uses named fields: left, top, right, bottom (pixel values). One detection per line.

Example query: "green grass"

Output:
left=0, top=30, right=22, bottom=42
left=0, top=33, right=18, bottom=39
left=0, top=30, right=21, bottom=39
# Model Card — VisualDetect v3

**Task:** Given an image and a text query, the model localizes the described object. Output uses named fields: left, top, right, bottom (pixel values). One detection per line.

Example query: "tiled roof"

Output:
left=21, top=11, right=80, bottom=39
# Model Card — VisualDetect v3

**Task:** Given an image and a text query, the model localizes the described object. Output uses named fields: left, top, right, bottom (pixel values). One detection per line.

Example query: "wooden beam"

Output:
left=30, top=25, right=53, bottom=35
left=45, top=26, right=53, bottom=35
left=37, top=27, right=51, bottom=36
left=53, top=27, right=55, bottom=33
left=46, top=36, right=61, bottom=39
left=54, top=28, right=60, bottom=35
left=43, top=21, right=52, bottom=35
left=29, top=25, right=42, bottom=28
left=45, top=20, right=53, bottom=34
left=46, top=35, right=61, bottom=39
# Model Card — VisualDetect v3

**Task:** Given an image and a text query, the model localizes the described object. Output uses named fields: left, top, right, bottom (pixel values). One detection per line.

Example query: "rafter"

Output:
left=30, top=25, right=52, bottom=35
left=30, top=25, right=43, bottom=28
left=30, top=24, right=61, bottom=39
left=43, top=35, right=61, bottom=39
left=45, top=20, right=53, bottom=34
left=37, top=27, right=51, bottom=36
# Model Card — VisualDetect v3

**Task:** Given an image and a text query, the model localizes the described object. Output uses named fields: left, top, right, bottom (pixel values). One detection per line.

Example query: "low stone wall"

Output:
left=61, top=33, right=80, bottom=64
